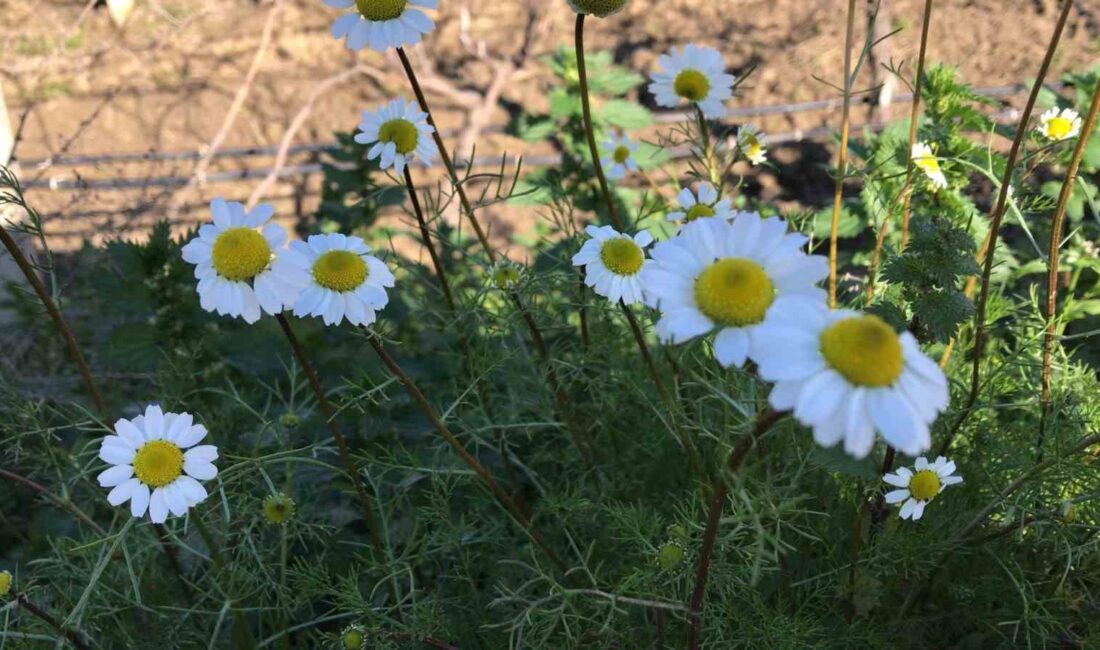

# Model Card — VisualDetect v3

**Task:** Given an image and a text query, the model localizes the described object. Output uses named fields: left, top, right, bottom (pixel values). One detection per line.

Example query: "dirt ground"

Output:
left=2, top=0, right=1099, bottom=251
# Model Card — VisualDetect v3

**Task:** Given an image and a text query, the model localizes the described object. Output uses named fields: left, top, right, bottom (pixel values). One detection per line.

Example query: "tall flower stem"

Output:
left=273, top=315, right=392, bottom=589
left=574, top=13, right=681, bottom=425
left=366, top=334, right=567, bottom=573
left=686, top=410, right=784, bottom=650
left=396, top=47, right=586, bottom=460
left=15, top=592, right=92, bottom=650
left=828, top=0, right=858, bottom=309
left=938, top=0, right=1074, bottom=456
left=866, top=0, right=933, bottom=304
left=575, top=14, right=624, bottom=231
left=1038, top=80, right=1100, bottom=451
left=0, top=226, right=105, bottom=412
left=402, top=165, right=457, bottom=310
left=192, top=514, right=257, bottom=650
left=0, top=468, right=106, bottom=536
left=899, top=0, right=934, bottom=249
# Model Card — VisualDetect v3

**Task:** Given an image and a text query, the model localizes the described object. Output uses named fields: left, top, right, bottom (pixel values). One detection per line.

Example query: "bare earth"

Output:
left=2, top=0, right=1098, bottom=250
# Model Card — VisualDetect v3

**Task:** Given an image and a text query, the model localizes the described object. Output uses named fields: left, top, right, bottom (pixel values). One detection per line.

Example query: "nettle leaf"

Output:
left=596, top=99, right=652, bottom=130
left=811, top=204, right=865, bottom=239
left=912, top=290, right=974, bottom=342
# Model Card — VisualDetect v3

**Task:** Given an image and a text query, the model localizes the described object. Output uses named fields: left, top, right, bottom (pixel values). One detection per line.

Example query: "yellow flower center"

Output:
left=355, top=0, right=406, bottom=21
left=693, top=258, right=775, bottom=327
left=312, top=250, right=368, bottom=292
left=211, top=228, right=272, bottom=281
left=613, top=145, right=631, bottom=164
left=914, top=153, right=941, bottom=177
left=263, top=493, right=296, bottom=525
left=673, top=69, right=710, bottom=102
left=133, top=440, right=184, bottom=488
left=908, top=470, right=941, bottom=501
left=599, top=238, right=644, bottom=276
left=685, top=203, right=716, bottom=222
left=819, top=315, right=904, bottom=387
left=378, top=118, right=419, bottom=155
left=1046, top=116, right=1074, bottom=140
left=572, top=0, right=628, bottom=17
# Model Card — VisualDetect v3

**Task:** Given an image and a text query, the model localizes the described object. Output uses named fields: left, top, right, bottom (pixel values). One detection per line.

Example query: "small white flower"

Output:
left=753, top=305, right=949, bottom=459
left=326, top=0, right=437, bottom=53
left=283, top=233, right=395, bottom=327
left=911, top=142, right=947, bottom=190
left=1038, top=107, right=1083, bottom=142
left=666, top=181, right=734, bottom=225
left=354, top=98, right=437, bottom=175
left=566, top=0, right=628, bottom=17
left=648, top=44, right=735, bottom=119
left=181, top=199, right=304, bottom=324
left=738, top=124, right=768, bottom=165
left=884, top=456, right=963, bottom=521
left=97, top=405, right=218, bottom=523
left=572, top=225, right=653, bottom=305
left=601, top=133, right=639, bottom=181
left=642, top=213, right=827, bottom=368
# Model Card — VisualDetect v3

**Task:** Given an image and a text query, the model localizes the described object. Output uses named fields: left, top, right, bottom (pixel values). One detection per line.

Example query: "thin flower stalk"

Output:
left=192, top=515, right=257, bottom=650
left=15, top=592, right=92, bottom=650
left=395, top=46, right=586, bottom=458
left=273, top=315, right=391, bottom=578
left=939, top=0, right=1074, bottom=456
left=367, top=334, right=568, bottom=573
left=1038, top=80, right=1100, bottom=445
left=828, top=0, right=858, bottom=308
left=0, top=226, right=105, bottom=413
left=686, top=409, right=785, bottom=650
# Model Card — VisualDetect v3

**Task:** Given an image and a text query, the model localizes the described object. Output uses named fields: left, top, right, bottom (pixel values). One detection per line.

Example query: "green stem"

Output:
left=193, top=515, right=257, bottom=650
left=574, top=13, right=623, bottom=230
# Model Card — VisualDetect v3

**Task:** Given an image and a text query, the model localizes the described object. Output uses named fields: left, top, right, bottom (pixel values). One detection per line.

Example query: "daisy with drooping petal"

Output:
left=97, top=405, right=218, bottom=524
left=738, top=124, right=768, bottom=165
left=566, top=0, right=628, bottom=17
left=1038, top=107, right=1083, bottom=142
left=181, top=199, right=304, bottom=324
left=642, top=213, right=827, bottom=368
left=326, top=0, right=437, bottom=53
left=572, top=225, right=653, bottom=305
left=648, top=44, right=736, bottom=119
left=283, top=233, right=395, bottom=327
left=911, top=142, right=947, bottom=190
left=601, top=133, right=639, bottom=181
left=354, top=98, right=437, bottom=175
left=753, top=305, right=949, bottom=459
left=666, top=181, right=733, bottom=225
left=884, top=456, right=963, bottom=521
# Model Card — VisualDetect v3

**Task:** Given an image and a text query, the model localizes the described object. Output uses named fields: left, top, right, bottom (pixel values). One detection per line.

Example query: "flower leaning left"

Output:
left=98, top=405, right=218, bottom=523
left=182, top=198, right=304, bottom=324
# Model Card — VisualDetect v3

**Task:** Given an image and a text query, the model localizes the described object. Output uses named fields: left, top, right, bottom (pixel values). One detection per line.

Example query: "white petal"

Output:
left=130, top=484, right=150, bottom=518
left=107, top=478, right=139, bottom=506
left=97, top=464, right=133, bottom=488
left=149, top=488, right=169, bottom=523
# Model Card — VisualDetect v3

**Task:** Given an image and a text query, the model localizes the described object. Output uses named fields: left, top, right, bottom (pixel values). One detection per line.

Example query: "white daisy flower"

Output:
left=572, top=225, right=654, bottom=305
left=738, top=124, right=768, bottom=165
left=601, top=133, right=639, bottom=181
left=97, top=405, right=218, bottom=524
left=566, top=0, right=628, bottom=17
left=354, top=98, right=437, bottom=175
left=911, top=142, right=947, bottom=190
left=1038, top=107, right=1083, bottom=142
left=753, top=305, right=949, bottom=459
left=642, top=213, right=827, bottom=368
left=181, top=199, right=304, bottom=324
left=648, top=44, right=735, bottom=119
left=283, top=233, right=395, bottom=327
left=666, top=181, right=734, bottom=225
left=326, top=0, right=437, bottom=53
left=884, top=456, right=963, bottom=521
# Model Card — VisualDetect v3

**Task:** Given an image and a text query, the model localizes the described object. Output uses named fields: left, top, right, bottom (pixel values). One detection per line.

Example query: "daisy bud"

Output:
left=262, top=493, right=296, bottom=526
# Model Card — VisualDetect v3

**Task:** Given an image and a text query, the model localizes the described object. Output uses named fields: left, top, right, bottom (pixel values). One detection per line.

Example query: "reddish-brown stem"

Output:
left=0, top=467, right=106, bottom=536
left=686, top=410, right=784, bottom=649
left=828, top=0, right=858, bottom=308
left=274, top=315, right=391, bottom=582
left=898, top=0, right=934, bottom=249
left=367, top=335, right=567, bottom=573
left=16, top=592, right=92, bottom=650
left=1038, top=79, right=1100, bottom=450
left=575, top=14, right=624, bottom=230
left=939, top=0, right=1074, bottom=457
left=0, top=226, right=105, bottom=412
